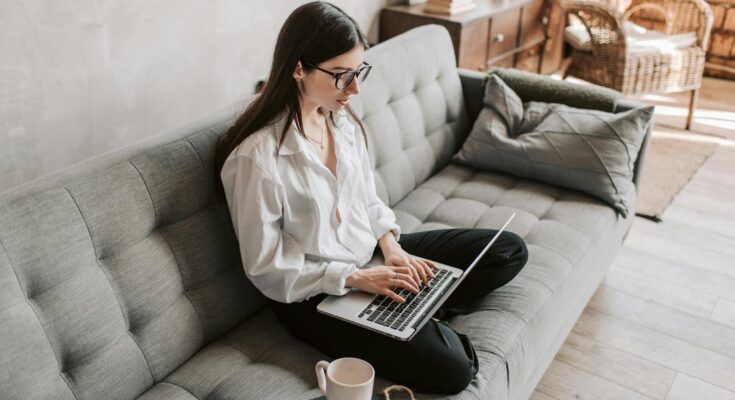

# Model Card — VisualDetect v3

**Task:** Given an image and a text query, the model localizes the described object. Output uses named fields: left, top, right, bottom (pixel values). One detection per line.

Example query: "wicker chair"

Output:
left=560, top=0, right=714, bottom=129
left=538, top=0, right=568, bottom=73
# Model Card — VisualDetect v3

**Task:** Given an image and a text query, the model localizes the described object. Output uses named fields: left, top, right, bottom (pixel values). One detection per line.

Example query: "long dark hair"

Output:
left=214, top=1, right=370, bottom=200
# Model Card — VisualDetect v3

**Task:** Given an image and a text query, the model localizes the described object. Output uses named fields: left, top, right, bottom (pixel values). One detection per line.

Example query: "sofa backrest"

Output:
left=349, top=24, right=471, bottom=207
left=0, top=24, right=469, bottom=400
left=0, top=105, right=264, bottom=400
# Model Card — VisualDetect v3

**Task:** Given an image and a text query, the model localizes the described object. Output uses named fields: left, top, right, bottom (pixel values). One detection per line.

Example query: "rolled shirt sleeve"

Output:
left=355, top=122, right=402, bottom=242
left=221, top=154, right=358, bottom=304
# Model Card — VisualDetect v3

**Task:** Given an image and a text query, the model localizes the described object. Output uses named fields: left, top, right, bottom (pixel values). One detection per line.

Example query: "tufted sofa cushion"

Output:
left=0, top=109, right=266, bottom=400
left=348, top=25, right=471, bottom=209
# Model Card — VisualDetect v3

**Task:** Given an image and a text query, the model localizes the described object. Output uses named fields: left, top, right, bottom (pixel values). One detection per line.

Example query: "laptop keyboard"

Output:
left=356, top=268, right=452, bottom=332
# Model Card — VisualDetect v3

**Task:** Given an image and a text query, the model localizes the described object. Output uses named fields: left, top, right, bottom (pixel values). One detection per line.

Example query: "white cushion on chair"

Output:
left=564, top=21, right=697, bottom=55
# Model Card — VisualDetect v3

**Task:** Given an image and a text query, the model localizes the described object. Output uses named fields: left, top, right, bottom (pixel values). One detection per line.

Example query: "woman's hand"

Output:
left=345, top=266, right=422, bottom=304
left=382, top=246, right=440, bottom=290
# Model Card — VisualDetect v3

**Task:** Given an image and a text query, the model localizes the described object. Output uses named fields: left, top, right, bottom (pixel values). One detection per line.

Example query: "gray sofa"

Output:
left=0, top=25, right=651, bottom=400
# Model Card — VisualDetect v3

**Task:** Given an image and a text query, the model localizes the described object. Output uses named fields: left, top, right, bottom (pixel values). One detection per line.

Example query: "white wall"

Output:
left=0, top=0, right=402, bottom=192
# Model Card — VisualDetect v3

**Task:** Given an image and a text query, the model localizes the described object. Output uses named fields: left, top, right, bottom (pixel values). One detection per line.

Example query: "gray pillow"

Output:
left=452, top=74, right=654, bottom=217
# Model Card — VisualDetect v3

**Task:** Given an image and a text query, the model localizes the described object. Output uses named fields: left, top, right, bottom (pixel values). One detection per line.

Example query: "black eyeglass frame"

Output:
left=302, top=61, right=372, bottom=89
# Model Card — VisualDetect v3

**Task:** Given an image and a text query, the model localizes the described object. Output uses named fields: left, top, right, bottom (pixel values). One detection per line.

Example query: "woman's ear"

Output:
left=292, top=61, right=304, bottom=80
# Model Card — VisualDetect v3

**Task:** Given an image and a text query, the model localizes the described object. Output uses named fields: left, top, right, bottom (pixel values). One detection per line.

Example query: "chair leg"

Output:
left=559, top=56, right=572, bottom=79
left=537, top=41, right=546, bottom=74
left=685, top=88, right=699, bottom=130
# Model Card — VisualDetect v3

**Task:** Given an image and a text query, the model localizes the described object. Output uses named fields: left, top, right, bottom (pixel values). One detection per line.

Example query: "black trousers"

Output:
left=269, top=228, right=529, bottom=395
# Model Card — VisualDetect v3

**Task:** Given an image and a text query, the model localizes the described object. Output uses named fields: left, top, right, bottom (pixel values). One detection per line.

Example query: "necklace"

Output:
left=304, top=114, right=326, bottom=150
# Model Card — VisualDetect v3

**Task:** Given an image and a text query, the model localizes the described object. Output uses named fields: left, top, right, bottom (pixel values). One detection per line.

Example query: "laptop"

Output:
left=317, top=213, right=516, bottom=341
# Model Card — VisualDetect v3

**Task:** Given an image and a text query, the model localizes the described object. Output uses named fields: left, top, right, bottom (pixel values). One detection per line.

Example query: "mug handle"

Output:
left=315, top=360, right=330, bottom=395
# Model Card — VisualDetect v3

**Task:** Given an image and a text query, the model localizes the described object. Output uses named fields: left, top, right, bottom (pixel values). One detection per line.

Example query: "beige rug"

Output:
left=635, top=129, right=720, bottom=219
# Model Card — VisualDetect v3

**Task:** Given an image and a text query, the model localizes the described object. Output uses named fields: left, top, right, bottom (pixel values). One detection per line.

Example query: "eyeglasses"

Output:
left=303, top=61, right=372, bottom=90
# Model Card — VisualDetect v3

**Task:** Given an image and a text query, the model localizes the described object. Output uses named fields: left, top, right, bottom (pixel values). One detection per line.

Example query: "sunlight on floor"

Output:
left=653, top=128, right=735, bottom=148
left=648, top=104, right=735, bottom=121
left=650, top=105, right=735, bottom=134
left=638, top=94, right=681, bottom=104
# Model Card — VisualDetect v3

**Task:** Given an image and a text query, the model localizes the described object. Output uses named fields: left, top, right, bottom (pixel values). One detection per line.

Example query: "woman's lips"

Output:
left=337, top=98, right=350, bottom=106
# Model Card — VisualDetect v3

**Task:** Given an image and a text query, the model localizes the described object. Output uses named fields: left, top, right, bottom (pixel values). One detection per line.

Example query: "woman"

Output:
left=214, top=1, right=528, bottom=394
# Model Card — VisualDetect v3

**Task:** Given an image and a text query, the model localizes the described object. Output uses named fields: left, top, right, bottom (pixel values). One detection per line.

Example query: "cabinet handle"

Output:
left=477, top=64, right=486, bottom=71
left=542, top=16, right=549, bottom=24
left=529, top=48, right=537, bottom=56
left=493, top=33, right=505, bottom=43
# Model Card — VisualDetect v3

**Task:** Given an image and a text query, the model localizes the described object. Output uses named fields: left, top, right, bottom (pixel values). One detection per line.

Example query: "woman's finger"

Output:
left=397, top=275, right=420, bottom=294
left=419, top=259, right=436, bottom=279
left=422, top=258, right=440, bottom=270
left=393, top=267, right=419, bottom=288
left=409, top=262, right=423, bottom=286
left=410, top=258, right=430, bottom=288
left=382, top=288, right=405, bottom=304
left=402, top=260, right=420, bottom=286
left=418, top=260, right=434, bottom=285
left=398, top=271, right=420, bottom=292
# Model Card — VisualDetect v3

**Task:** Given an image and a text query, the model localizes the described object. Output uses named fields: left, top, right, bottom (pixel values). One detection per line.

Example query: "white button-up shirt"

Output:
left=220, top=108, right=401, bottom=304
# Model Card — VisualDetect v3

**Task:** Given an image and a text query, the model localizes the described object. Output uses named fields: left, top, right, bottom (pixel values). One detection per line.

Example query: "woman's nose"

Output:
left=346, top=77, right=360, bottom=94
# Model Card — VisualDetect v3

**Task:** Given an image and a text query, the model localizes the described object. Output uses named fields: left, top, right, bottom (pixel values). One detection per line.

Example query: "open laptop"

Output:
left=317, top=213, right=516, bottom=341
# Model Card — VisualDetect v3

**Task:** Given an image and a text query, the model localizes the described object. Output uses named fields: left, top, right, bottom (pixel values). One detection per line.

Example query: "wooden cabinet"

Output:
left=487, top=8, right=521, bottom=67
left=379, top=0, right=565, bottom=74
left=705, top=0, right=735, bottom=80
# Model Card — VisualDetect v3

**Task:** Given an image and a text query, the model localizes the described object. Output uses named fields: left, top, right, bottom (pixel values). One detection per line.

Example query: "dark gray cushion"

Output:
left=452, top=74, right=654, bottom=217
left=488, top=67, right=622, bottom=113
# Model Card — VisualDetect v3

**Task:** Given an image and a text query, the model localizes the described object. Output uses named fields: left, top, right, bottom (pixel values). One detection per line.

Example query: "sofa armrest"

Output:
left=489, top=67, right=623, bottom=112
left=615, top=99, right=654, bottom=191
left=461, top=66, right=624, bottom=116
left=459, top=67, right=624, bottom=119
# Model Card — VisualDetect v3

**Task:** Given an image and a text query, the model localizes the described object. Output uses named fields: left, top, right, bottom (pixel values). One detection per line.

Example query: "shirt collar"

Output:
left=275, top=109, right=355, bottom=155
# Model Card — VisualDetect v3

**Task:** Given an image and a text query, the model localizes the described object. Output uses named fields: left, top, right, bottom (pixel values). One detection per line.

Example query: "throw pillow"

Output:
left=452, top=74, right=654, bottom=217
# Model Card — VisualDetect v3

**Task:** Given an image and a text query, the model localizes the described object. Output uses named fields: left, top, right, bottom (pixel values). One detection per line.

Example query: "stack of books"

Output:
left=423, top=0, right=478, bottom=15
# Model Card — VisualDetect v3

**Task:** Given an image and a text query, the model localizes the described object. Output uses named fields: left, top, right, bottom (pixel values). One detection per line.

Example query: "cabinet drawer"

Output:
left=520, top=0, right=545, bottom=46
left=487, top=9, right=521, bottom=63
left=379, top=2, right=566, bottom=75
left=458, top=19, right=490, bottom=71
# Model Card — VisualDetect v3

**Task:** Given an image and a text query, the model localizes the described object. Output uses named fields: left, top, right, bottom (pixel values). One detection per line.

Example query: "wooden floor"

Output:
left=531, top=76, right=735, bottom=400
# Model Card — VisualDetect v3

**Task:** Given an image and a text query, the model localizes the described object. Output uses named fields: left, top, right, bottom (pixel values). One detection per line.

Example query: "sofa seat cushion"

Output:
left=136, top=382, right=196, bottom=400
left=394, top=162, right=626, bottom=243
left=139, top=307, right=460, bottom=400
left=392, top=162, right=632, bottom=303
left=392, top=160, right=633, bottom=333
left=138, top=308, right=322, bottom=400
left=390, top=162, right=634, bottom=397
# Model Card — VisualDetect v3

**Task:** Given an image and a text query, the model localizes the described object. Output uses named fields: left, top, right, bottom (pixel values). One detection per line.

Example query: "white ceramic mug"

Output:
left=315, top=357, right=375, bottom=400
